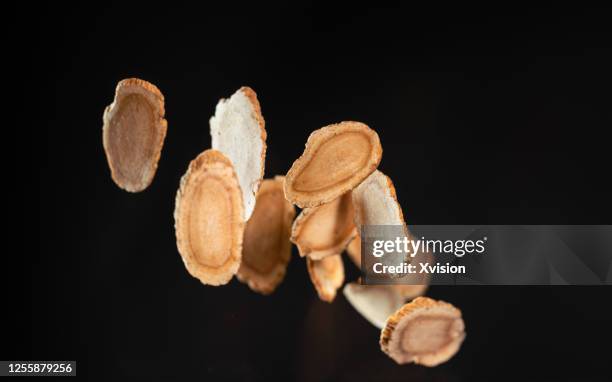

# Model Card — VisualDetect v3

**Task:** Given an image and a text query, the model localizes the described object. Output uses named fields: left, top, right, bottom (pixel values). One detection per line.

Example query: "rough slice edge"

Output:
left=237, top=176, right=296, bottom=294
left=306, top=255, right=345, bottom=303
left=210, top=86, right=266, bottom=220
left=284, top=121, right=382, bottom=208
left=102, top=78, right=167, bottom=192
left=174, top=149, right=245, bottom=286
left=380, top=297, right=466, bottom=366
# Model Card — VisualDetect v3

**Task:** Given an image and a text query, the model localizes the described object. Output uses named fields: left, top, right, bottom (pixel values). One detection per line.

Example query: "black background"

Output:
left=16, top=2, right=612, bottom=381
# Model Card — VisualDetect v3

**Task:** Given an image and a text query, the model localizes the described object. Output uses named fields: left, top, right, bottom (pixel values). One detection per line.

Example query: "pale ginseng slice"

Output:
left=210, top=86, right=267, bottom=221
left=380, top=297, right=466, bottom=367
left=291, top=191, right=357, bottom=260
left=236, top=176, right=296, bottom=294
left=284, top=121, right=382, bottom=208
left=306, top=254, right=345, bottom=303
left=343, top=282, right=429, bottom=329
left=102, top=78, right=168, bottom=192
left=351, top=170, right=409, bottom=273
left=174, top=149, right=245, bottom=286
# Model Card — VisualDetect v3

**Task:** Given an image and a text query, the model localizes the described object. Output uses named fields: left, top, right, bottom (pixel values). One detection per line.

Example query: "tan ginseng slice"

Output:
left=174, top=149, right=245, bottom=286
left=284, top=121, right=382, bottom=208
left=291, top=191, right=357, bottom=260
left=306, top=254, right=345, bottom=303
left=380, top=297, right=466, bottom=367
left=102, top=78, right=168, bottom=192
left=210, top=86, right=266, bottom=221
left=237, top=176, right=296, bottom=294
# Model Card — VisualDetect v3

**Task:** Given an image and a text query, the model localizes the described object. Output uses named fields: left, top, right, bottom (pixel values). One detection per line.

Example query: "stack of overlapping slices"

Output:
left=101, top=79, right=466, bottom=367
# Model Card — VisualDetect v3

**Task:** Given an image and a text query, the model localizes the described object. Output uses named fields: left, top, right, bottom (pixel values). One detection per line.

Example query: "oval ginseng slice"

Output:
left=284, top=121, right=382, bottom=208
left=102, top=78, right=167, bottom=192
left=237, top=176, right=296, bottom=295
left=306, top=255, right=345, bottom=303
left=174, top=149, right=245, bottom=286
left=210, top=86, right=267, bottom=221
left=291, top=191, right=357, bottom=260
left=380, top=297, right=466, bottom=367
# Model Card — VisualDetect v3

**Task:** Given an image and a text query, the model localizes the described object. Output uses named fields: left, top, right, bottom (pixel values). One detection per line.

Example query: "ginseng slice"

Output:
left=352, top=170, right=408, bottom=273
left=291, top=191, right=357, bottom=260
left=380, top=297, right=466, bottom=367
left=343, top=283, right=405, bottom=329
left=307, top=255, right=345, bottom=302
left=210, top=86, right=266, bottom=220
left=174, top=149, right=245, bottom=286
left=102, top=78, right=168, bottom=192
left=285, top=121, right=382, bottom=208
left=237, top=176, right=296, bottom=294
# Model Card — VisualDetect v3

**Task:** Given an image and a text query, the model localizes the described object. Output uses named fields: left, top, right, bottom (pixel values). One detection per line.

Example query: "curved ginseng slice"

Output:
left=210, top=86, right=267, bottom=221
left=284, top=121, right=382, bottom=208
left=352, top=170, right=409, bottom=275
left=237, top=176, right=296, bottom=294
left=174, top=149, right=245, bottom=286
left=380, top=297, right=466, bottom=367
left=306, top=254, right=345, bottom=303
left=291, top=191, right=357, bottom=260
left=102, top=78, right=168, bottom=192
left=343, top=282, right=429, bottom=329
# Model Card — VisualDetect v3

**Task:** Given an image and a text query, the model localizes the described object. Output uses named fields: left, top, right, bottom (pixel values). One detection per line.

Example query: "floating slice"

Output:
left=102, top=78, right=168, bottom=192
left=210, top=86, right=266, bottom=221
left=306, top=255, right=345, bottom=302
left=174, top=149, right=245, bottom=286
left=380, top=297, right=466, bottom=367
left=352, top=170, right=409, bottom=274
left=291, top=191, right=357, bottom=260
left=237, top=176, right=296, bottom=294
left=343, top=282, right=429, bottom=329
left=284, top=121, right=382, bottom=208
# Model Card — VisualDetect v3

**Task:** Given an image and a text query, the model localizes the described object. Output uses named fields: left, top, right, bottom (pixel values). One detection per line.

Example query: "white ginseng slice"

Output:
left=343, top=282, right=429, bottom=330
left=352, top=170, right=409, bottom=273
left=380, top=297, right=466, bottom=367
left=284, top=121, right=382, bottom=208
left=102, top=78, right=167, bottom=192
left=210, top=86, right=267, bottom=220
left=306, top=254, right=345, bottom=303
left=343, top=283, right=405, bottom=329
left=291, top=192, right=357, bottom=260
left=174, top=149, right=245, bottom=286
left=237, top=176, right=296, bottom=295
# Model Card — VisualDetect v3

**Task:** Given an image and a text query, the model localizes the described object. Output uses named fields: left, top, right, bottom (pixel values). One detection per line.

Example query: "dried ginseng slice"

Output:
left=291, top=191, right=357, bottom=260
left=102, top=78, right=167, bottom=192
left=352, top=170, right=409, bottom=273
left=237, top=176, right=296, bottom=294
left=346, top=234, right=361, bottom=267
left=174, top=149, right=245, bottom=286
left=306, top=254, right=345, bottom=302
left=380, top=297, right=466, bottom=367
left=285, top=121, right=382, bottom=208
left=210, top=86, right=267, bottom=220
left=343, top=283, right=405, bottom=329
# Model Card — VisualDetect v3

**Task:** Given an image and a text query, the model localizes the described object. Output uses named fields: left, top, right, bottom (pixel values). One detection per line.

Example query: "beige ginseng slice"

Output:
left=306, top=254, right=345, bottom=303
left=210, top=86, right=267, bottom=221
left=236, top=176, right=296, bottom=294
left=174, top=149, right=245, bottom=286
left=380, top=297, right=466, bottom=367
left=102, top=78, right=168, bottom=192
left=284, top=121, right=382, bottom=208
left=291, top=191, right=357, bottom=260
